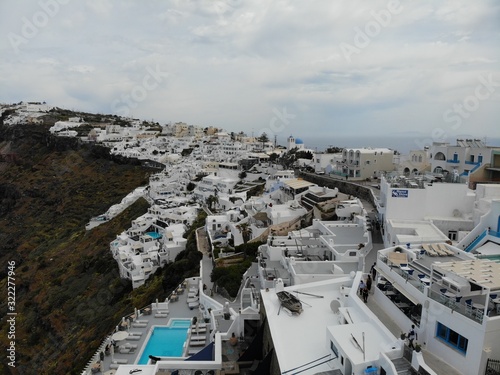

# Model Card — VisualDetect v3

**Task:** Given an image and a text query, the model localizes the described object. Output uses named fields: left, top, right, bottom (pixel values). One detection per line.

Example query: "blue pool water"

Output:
left=138, top=321, right=190, bottom=364
left=170, top=319, right=191, bottom=328
left=478, top=255, right=500, bottom=262
left=146, top=231, right=162, bottom=239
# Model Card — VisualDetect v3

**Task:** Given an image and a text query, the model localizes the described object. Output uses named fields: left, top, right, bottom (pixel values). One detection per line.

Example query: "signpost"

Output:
left=392, top=189, right=409, bottom=198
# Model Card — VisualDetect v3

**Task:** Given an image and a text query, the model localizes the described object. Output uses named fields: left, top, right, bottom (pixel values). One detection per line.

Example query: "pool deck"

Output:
left=93, top=283, right=203, bottom=373
left=87, top=229, right=256, bottom=374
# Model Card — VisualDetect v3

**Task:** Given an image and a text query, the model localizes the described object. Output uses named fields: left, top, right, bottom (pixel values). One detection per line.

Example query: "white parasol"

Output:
left=111, top=331, right=129, bottom=341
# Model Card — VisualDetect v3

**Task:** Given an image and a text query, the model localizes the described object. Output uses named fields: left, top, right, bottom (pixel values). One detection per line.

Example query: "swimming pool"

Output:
left=146, top=231, right=162, bottom=239
left=137, top=320, right=190, bottom=364
left=478, top=255, right=500, bottom=262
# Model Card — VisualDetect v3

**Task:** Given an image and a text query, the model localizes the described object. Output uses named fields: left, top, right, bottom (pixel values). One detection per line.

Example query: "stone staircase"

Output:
left=392, top=357, right=413, bottom=375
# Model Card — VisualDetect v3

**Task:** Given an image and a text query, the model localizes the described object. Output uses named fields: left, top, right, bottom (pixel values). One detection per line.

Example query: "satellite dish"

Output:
left=330, top=300, right=341, bottom=314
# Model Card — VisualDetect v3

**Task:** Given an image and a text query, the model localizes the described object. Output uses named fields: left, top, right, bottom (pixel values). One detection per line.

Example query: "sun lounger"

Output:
left=422, top=244, right=438, bottom=257
left=430, top=244, right=447, bottom=256
left=119, top=347, right=132, bottom=354
left=132, top=323, right=148, bottom=328
left=190, top=335, right=205, bottom=341
left=136, top=319, right=148, bottom=324
left=190, top=340, right=206, bottom=346
left=155, top=313, right=168, bottom=318
left=188, top=349, right=201, bottom=355
left=128, top=331, right=142, bottom=336
left=109, top=364, right=120, bottom=369
left=113, top=359, right=128, bottom=364
left=193, top=327, right=207, bottom=334
left=127, top=335, right=141, bottom=341
left=188, top=301, right=200, bottom=310
left=437, top=243, right=454, bottom=256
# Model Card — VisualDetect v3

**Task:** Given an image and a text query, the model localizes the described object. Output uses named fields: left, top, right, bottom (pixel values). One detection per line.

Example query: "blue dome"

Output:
left=295, top=138, right=304, bottom=144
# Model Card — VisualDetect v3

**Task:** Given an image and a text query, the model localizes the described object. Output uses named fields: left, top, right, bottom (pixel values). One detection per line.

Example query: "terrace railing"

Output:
left=428, top=289, right=483, bottom=324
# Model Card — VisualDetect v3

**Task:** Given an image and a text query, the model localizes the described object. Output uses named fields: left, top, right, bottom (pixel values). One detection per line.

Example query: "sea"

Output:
left=303, top=135, right=500, bottom=155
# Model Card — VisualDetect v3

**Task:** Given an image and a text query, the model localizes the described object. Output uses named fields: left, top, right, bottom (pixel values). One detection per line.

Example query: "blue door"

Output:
left=478, top=155, right=483, bottom=163
left=453, top=153, right=458, bottom=162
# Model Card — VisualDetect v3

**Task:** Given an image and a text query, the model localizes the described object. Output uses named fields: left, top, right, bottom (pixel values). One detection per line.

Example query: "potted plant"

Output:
left=400, top=332, right=406, bottom=340
left=415, top=344, right=422, bottom=352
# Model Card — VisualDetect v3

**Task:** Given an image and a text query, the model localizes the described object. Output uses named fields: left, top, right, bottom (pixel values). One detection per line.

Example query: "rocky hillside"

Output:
left=0, top=112, right=167, bottom=374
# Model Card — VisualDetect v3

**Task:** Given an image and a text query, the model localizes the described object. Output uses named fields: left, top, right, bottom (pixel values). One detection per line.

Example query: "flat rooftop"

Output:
left=261, top=277, right=353, bottom=374
left=322, top=226, right=366, bottom=245
left=388, top=220, right=449, bottom=243
left=329, top=322, right=394, bottom=364
left=283, top=178, right=316, bottom=190
left=293, top=262, right=334, bottom=274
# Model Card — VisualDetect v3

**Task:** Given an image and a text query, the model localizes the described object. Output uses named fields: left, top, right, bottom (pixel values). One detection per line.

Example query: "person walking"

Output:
left=366, top=274, right=372, bottom=294
left=359, top=279, right=365, bottom=295
left=408, top=324, right=416, bottom=349
left=362, top=287, right=369, bottom=303
left=370, top=262, right=377, bottom=279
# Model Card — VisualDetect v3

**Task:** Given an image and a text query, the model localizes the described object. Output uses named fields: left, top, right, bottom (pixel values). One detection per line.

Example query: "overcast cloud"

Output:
left=1, top=0, right=499, bottom=150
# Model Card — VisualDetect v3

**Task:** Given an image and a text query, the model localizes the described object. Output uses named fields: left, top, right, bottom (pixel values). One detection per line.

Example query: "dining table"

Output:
left=472, top=302, right=485, bottom=310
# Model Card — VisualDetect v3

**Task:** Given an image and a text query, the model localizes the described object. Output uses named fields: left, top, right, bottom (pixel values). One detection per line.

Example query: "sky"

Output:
left=1, top=1, right=499, bottom=152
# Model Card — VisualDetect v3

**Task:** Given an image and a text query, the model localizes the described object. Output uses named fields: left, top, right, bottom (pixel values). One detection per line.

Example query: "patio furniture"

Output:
left=431, top=244, right=447, bottom=256
left=465, top=299, right=473, bottom=316
left=422, top=244, right=438, bottom=257
left=492, top=298, right=500, bottom=314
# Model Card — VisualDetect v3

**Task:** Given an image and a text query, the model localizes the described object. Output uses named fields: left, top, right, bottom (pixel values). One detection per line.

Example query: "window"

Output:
left=436, top=322, right=468, bottom=354
left=330, top=341, right=338, bottom=357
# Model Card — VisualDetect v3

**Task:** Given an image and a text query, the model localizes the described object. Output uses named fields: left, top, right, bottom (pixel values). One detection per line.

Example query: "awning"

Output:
left=377, top=269, right=419, bottom=305
left=184, top=342, right=214, bottom=361
left=238, top=321, right=265, bottom=362
left=252, top=348, right=273, bottom=374
left=392, top=282, right=419, bottom=305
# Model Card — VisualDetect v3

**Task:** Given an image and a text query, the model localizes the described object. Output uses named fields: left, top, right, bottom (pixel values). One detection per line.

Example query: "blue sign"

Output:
left=392, top=189, right=409, bottom=198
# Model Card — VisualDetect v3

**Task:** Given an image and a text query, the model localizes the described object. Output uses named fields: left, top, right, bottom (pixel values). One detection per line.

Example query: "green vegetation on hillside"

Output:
left=0, top=115, right=160, bottom=374
left=210, top=242, right=262, bottom=297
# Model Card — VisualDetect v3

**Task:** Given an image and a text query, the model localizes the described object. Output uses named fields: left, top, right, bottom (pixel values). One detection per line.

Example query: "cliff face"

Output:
left=0, top=117, right=153, bottom=374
